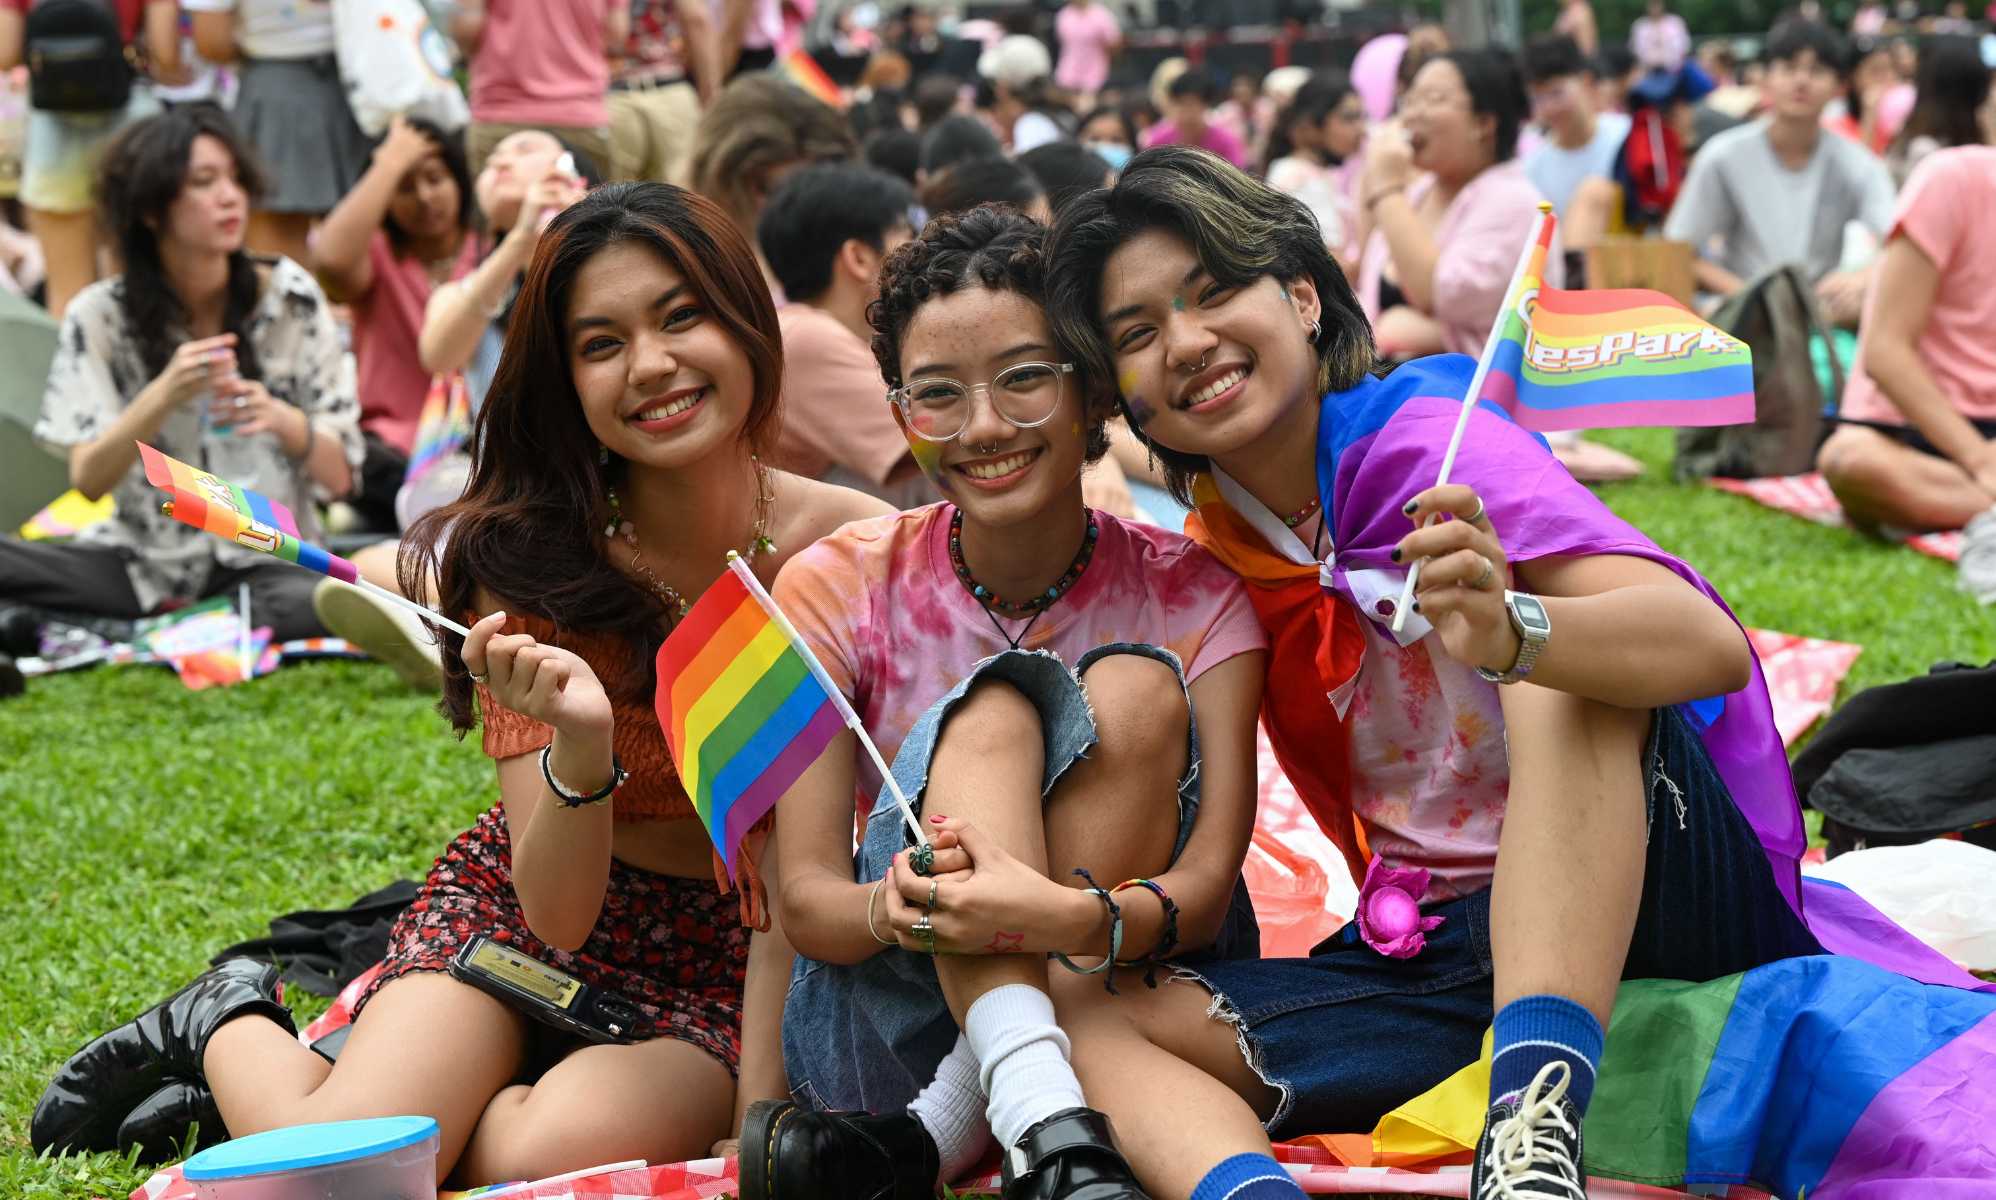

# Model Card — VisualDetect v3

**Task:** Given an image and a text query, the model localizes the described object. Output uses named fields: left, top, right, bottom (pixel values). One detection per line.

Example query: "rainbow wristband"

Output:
left=1111, top=877, right=1180, bottom=989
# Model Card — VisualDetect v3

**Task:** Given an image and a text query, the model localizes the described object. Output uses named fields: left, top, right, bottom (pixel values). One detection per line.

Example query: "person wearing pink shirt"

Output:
left=1818, top=146, right=1996, bottom=601
left=1355, top=50, right=1564, bottom=360
left=1140, top=69, right=1250, bottom=169
left=754, top=162, right=935, bottom=509
left=455, top=0, right=629, bottom=176
left=309, top=117, right=482, bottom=533
left=1630, top=0, right=1691, bottom=73
left=1054, top=0, right=1122, bottom=99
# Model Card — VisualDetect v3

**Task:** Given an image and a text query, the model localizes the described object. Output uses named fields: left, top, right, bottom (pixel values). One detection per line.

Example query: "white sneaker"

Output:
left=1958, top=507, right=1996, bottom=606
left=311, top=579, right=443, bottom=690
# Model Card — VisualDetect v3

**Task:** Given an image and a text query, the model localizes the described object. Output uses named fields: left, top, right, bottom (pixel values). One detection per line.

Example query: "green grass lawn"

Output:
left=2, top=427, right=1991, bottom=1198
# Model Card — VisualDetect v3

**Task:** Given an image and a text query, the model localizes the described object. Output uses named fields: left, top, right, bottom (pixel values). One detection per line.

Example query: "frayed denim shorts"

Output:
left=782, top=643, right=1261, bottom=1115
left=1173, top=703, right=1824, bottom=1141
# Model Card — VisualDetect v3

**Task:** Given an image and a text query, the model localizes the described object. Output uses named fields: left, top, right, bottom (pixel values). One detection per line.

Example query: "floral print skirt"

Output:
left=353, top=801, right=747, bottom=1074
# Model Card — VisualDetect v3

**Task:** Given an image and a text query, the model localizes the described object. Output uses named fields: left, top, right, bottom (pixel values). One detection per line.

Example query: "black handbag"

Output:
left=24, top=0, right=135, bottom=114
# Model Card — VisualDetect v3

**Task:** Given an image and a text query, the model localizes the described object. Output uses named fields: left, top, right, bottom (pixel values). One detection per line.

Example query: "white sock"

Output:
left=963, top=984, right=1088, bottom=1150
left=907, top=1033, right=994, bottom=1184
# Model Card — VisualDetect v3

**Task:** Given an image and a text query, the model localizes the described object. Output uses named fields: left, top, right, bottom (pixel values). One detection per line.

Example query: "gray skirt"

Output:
left=233, top=55, right=371, bottom=213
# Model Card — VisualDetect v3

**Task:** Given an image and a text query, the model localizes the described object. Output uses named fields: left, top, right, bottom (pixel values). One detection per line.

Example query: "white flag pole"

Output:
left=1390, top=203, right=1555, bottom=635
left=238, top=581, right=254, bottom=682
left=726, top=553, right=931, bottom=850
left=353, top=577, right=474, bottom=638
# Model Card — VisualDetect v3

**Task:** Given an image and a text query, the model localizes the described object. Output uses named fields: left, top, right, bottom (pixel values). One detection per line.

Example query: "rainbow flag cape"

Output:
left=776, top=47, right=845, bottom=110
left=654, top=556, right=848, bottom=877
left=404, top=371, right=471, bottom=485
left=138, top=443, right=358, bottom=584
left=1329, top=947, right=1996, bottom=1193
left=1477, top=215, right=1754, bottom=432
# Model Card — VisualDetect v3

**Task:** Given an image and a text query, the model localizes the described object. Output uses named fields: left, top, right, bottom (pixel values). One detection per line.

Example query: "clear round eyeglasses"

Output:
left=887, top=361, right=1077, bottom=443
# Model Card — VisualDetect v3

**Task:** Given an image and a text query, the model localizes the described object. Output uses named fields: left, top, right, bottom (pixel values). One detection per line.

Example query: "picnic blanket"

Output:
left=1707, top=473, right=1964, bottom=562
left=131, top=1140, right=1778, bottom=1199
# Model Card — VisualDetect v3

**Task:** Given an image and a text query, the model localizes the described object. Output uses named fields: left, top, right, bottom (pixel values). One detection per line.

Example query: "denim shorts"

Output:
left=1176, top=703, right=1824, bottom=1141
left=783, top=643, right=1261, bottom=1116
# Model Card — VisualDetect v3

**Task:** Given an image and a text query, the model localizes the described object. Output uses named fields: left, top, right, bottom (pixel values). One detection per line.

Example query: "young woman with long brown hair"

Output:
left=32, top=181, right=888, bottom=1184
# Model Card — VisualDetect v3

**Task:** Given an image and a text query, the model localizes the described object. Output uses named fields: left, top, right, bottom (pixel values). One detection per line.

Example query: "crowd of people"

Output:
left=5, top=1, right=1996, bottom=1198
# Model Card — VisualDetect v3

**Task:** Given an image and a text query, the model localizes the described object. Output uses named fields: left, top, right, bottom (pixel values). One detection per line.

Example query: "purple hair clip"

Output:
left=1355, top=855, right=1444, bottom=959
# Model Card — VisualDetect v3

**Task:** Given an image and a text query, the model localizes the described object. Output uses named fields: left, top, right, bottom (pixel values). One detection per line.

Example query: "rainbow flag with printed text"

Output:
left=138, top=443, right=359, bottom=583
left=1477, top=216, right=1754, bottom=431
left=655, top=556, right=848, bottom=877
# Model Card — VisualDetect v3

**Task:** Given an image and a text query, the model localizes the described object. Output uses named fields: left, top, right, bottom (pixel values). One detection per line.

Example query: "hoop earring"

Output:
left=1308, top=320, right=1322, bottom=342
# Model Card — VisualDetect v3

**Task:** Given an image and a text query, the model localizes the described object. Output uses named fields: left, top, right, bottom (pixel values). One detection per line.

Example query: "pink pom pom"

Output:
left=1355, top=854, right=1446, bottom=959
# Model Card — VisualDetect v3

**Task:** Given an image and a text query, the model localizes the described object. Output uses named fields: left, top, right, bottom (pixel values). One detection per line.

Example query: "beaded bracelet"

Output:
left=1051, top=867, right=1124, bottom=995
left=1111, top=877, right=1181, bottom=989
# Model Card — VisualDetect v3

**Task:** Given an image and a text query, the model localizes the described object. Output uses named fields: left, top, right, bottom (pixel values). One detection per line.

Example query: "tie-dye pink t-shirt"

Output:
left=775, top=505, right=1266, bottom=784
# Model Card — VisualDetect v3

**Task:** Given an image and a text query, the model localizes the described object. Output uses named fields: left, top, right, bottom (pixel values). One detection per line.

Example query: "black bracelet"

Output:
left=1111, top=878, right=1181, bottom=989
left=1052, top=867, right=1124, bottom=995
left=539, top=744, right=627, bottom=807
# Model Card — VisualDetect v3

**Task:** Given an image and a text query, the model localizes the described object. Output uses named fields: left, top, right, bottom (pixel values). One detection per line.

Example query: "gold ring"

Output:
left=468, top=670, right=488, bottom=684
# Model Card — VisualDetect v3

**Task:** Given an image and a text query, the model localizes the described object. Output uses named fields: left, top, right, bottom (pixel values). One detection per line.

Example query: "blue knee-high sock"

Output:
left=1191, top=1153, right=1306, bottom=1200
left=1489, top=994, right=1604, bottom=1114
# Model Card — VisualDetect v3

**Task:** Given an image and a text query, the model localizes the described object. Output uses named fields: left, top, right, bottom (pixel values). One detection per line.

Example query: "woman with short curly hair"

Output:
left=738, top=204, right=1269, bottom=1200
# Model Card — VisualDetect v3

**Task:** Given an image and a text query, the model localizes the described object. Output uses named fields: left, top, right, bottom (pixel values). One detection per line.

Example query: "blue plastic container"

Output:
left=181, top=1115, right=440, bottom=1200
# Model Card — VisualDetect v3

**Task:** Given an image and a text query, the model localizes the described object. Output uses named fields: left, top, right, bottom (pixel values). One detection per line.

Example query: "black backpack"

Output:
left=24, top=0, right=134, bottom=114
left=1673, top=265, right=1842, bottom=481
left=1790, top=661, right=1996, bottom=857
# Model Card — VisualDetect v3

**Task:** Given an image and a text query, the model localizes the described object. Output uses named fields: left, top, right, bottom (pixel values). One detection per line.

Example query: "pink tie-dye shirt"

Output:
left=775, top=505, right=1267, bottom=792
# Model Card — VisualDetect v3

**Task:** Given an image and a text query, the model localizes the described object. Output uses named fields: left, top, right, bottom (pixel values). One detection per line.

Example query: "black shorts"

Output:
left=1835, top=416, right=1996, bottom=461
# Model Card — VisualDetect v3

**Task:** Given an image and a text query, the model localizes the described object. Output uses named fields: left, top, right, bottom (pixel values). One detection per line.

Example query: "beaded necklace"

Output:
left=1282, top=495, right=1322, bottom=528
left=947, top=506, right=1100, bottom=650
left=605, top=460, right=777, bottom=621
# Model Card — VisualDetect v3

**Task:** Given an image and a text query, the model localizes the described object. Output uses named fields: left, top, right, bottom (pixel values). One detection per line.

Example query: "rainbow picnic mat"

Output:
left=654, top=556, right=846, bottom=877
left=137, top=444, right=359, bottom=583
left=1321, top=951, right=1996, bottom=1195
left=1478, top=215, right=1754, bottom=432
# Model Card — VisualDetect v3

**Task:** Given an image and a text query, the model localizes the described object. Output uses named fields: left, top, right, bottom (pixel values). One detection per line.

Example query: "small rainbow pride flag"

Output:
left=1475, top=213, right=1753, bottom=432
left=776, top=47, right=845, bottom=110
left=404, top=371, right=471, bottom=485
left=139, top=443, right=359, bottom=584
left=655, top=555, right=850, bottom=877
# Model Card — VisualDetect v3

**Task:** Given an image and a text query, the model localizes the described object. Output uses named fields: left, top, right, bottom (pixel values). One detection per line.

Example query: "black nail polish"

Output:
left=1390, top=547, right=1402, bottom=562
left=1403, top=499, right=1419, bottom=515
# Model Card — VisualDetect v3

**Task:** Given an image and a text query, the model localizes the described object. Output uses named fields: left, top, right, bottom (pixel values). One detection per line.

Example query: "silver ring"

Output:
left=1472, top=556, right=1496, bottom=591
left=911, top=915, right=934, bottom=937
left=926, top=879, right=940, bottom=911
left=468, top=670, right=488, bottom=684
left=234, top=396, right=249, bottom=409
left=1464, top=496, right=1487, bottom=525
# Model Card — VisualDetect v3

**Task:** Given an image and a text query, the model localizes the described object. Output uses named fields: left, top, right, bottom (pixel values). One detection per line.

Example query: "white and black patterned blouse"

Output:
left=32, top=255, right=363, bottom=611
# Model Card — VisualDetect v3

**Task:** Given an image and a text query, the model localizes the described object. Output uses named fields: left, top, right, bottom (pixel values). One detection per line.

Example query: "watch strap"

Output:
left=1475, top=591, right=1547, bottom=685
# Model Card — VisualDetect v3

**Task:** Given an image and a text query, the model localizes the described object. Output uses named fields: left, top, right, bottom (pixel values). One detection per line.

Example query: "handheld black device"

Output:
left=448, top=935, right=641, bottom=1045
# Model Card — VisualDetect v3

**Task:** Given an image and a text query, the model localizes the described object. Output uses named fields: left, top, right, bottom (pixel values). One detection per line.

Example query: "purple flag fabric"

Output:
left=1314, top=354, right=1991, bottom=993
